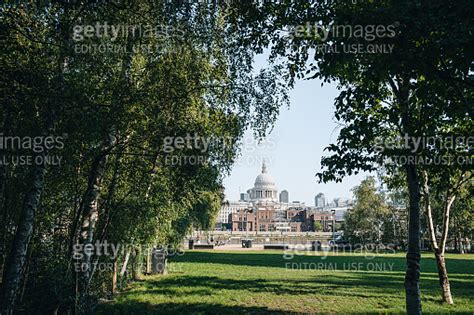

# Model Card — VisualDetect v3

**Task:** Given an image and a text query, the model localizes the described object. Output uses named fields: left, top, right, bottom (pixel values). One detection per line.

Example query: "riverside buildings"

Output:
left=218, top=162, right=351, bottom=233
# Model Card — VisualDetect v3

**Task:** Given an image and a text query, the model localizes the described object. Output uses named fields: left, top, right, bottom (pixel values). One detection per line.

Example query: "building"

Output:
left=229, top=209, right=256, bottom=232
left=279, top=190, right=289, bottom=203
left=246, top=161, right=278, bottom=202
left=219, top=162, right=352, bottom=233
left=220, top=161, right=339, bottom=233
left=314, top=193, right=326, bottom=208
left=333, top=197, right=352, bottom=207
left=239, top=193, right=250, bottom=202
left=311, top=211, right=337, bottom=232
left=217, top=202, right=250, bottom=224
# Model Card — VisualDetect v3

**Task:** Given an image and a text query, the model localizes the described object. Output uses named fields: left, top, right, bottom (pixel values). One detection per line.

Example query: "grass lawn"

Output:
left=98, top=250, right=474, bottom=314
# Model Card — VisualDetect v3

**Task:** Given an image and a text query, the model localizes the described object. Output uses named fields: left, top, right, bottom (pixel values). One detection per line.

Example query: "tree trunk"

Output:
left=422, top=167, right=460, bottom=306
left=0, top=165, right=8, bottom=278
left=439, top=195, right=455, bottom=253
left=84, top=147, right=124, bottom=287
left=437, top=194, right=456, bottom=304
left=421, top=171, right=454, bottom=304
left=434, top=250, right=453, bottom=304
left=77, top=32, right=133, bottom=291
left=0, top=8, right=70, bottom=312
left=131, top=249, right=136, bottom=280
left=404, top=163, right=422, bottom=315
left=0, top=104, right=12, bottom=280
left=422, top=171, right=438, bottom=251
left=79, top=152, right=108, bottom=285
left=120, top=249, right=131, bottom=277
left=0, top=163, right=45, bottom=314
left=112, top=259, right=118, bottom=294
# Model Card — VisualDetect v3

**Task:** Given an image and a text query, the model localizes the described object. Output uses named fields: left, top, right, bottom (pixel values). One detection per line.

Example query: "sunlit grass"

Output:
left=98, top=250, right=474, bottom=314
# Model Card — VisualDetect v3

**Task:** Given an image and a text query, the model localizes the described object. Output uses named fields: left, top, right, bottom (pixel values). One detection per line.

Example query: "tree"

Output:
left=313, top=221, right=323, bottom=232
left=0, top=1, right=289, bottom=313
left=450, top=186, right=474, bottom=254
left=421, top=170, right=472, bottom=304
left=344, top=177, right=389, bottom=245
left=224, top=1, right=473, bottom=313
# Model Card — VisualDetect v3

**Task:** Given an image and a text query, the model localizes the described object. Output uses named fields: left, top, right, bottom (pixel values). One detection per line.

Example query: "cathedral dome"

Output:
left=254, top=162, right=277, bottom=189
left=248, top=161, right=278, bottom=202
left=254, top=173, right=276, bottom=188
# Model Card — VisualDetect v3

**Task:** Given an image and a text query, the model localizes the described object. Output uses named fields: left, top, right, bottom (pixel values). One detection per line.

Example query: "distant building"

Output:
left=230, top=205, right=337, bottom=233
left=315, top=193, right=326, bottom=208
left=217, top=202, right=250, bottom=224
left=311, top=211, right=337, bottom=232
left=218, top=162, right=350, bottom=233
left=219, top=161, right=314, bottom=232
left=246, top=161, right=278, bottom=202
left=217, top=162, right=357, bottom=233
left=333, top=197, right=351, bottom=207
left=279, top=190, right=289, bottom=203
left=239, top=193, right=250, bottom=202
left=229, top=209, right=256, bottom=232
left=328, top=207, right=350, bottom=223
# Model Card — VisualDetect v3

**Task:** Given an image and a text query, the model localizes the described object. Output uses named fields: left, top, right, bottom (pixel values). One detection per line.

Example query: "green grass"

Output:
left=98, top=250, right=474, bottom=314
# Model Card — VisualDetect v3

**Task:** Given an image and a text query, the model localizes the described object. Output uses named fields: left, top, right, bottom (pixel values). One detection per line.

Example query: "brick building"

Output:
left=222, top=161, right=338, bottom=233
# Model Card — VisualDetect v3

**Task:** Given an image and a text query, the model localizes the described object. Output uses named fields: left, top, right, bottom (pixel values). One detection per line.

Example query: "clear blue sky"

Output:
left=222, top=55, right=372, bottom=205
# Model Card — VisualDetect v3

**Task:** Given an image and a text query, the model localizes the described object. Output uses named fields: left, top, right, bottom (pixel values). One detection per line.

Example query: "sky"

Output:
left=222, top=54, right=372, bottom=205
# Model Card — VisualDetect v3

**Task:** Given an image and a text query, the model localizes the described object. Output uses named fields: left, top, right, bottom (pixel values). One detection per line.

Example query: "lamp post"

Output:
left=331, top=209, right=336, bottom=244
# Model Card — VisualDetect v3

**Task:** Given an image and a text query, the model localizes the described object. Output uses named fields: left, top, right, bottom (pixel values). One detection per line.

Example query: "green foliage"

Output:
left=345, top=177, right=389, bottom=244
left=0, top=1, right=289, bottom=312
left=313, top=221, right=323, bottom=232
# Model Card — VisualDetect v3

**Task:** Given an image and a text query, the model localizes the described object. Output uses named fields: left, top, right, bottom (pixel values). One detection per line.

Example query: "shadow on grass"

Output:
left=171, top=251, right=474, bottom=275
left=98, top=252, right=474, bottom=314
left=97, top=301, right=299, bottom=315
left=99, top=274, right=474, bottom=314
left=138, top=275, right=402, bottom=298
left=137, top=271, right=473, bottom=300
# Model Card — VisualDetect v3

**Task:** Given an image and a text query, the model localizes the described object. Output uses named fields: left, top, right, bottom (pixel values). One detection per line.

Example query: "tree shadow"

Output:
left=97, top=301, right=301, bottom=315
left=171, top=251, right=474, bottom=275
left=98, top=252, right=474, bottom=314
left=137, top=272, right=473, bottom=300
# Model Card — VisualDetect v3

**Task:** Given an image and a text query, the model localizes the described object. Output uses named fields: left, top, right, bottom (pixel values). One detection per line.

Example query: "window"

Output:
left=259, top=224, right=266, bottom=232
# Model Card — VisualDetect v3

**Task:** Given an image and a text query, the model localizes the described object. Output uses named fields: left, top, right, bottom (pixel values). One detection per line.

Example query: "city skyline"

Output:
left=223, top=63, right=372, bottom=205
